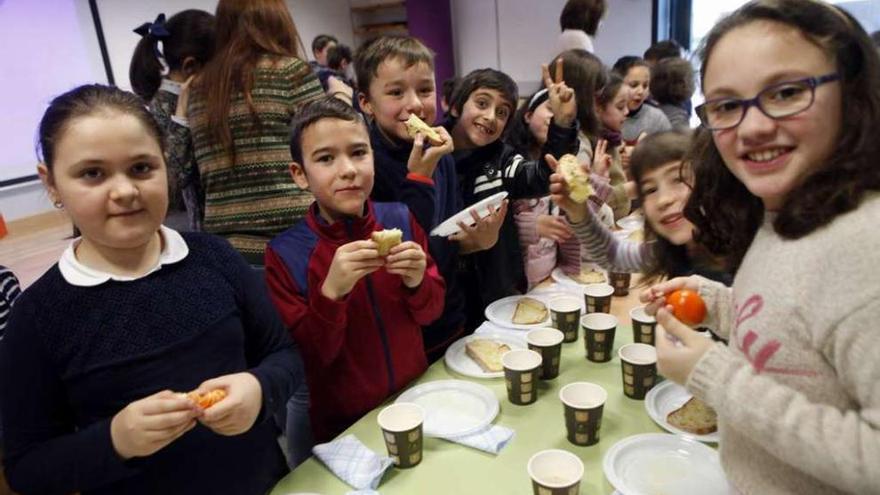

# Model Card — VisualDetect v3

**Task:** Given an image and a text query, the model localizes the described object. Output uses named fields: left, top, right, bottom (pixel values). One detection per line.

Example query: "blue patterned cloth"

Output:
left=440, top=423, right=515, bottom=454
left=312, top=435, right=393, bottom=490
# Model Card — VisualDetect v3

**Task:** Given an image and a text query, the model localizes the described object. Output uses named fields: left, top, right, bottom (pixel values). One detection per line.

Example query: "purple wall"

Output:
left=406, top=0, right=455, bottom=119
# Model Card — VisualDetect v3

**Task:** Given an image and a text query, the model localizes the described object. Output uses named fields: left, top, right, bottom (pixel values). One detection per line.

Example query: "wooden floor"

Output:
left=0, top=210, right=73, bottom=288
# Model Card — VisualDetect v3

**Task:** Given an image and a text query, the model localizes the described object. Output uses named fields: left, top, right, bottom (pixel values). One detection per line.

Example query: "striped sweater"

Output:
left=0, top=266, right=21, bottom=339
left=188, top=56, right=324, bottom=264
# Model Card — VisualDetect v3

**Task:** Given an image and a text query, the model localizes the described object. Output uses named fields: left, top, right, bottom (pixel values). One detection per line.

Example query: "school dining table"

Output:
left=271, top=275, right=676, bottom=495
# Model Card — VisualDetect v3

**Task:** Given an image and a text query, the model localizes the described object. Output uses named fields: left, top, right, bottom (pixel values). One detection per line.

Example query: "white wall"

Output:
left=452, top=0, right=653, bottom=94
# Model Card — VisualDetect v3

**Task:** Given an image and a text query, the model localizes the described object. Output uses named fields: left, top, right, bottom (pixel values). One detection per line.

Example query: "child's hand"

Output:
left=546, top=155, right=589, bottom=224
left=174, top=75, right=196, bottom=119
left=592, top=139, right=612, bottom=178
left=450, top=200, right=509, bottom=254
left=542, top=59, right=576, bottom=128
left=111, top=390, right=201, bottom=459
left=321, top=240, right=385, bottom=300
left=640, top=276, right=703, bottom=316
left=407, top=127, right=454, bottom=178
left=327, top=76, right=354, bottom=105
left=385, top=241, right=427, bottom=288
left=654, top=307, right=713, bottom=385
left=536, top=214, right=573, bottom=242
left=195, top=372, right=263, bottom=436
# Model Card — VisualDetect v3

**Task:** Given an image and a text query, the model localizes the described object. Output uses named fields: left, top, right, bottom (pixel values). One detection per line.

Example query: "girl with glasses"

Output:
left=642, top=1, right=880, bottom=493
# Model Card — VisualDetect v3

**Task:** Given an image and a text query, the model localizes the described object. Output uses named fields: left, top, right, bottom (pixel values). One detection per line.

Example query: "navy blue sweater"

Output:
left=0, top=233, right=303, bottom=495
left=368, top=123, right=465, bottom=359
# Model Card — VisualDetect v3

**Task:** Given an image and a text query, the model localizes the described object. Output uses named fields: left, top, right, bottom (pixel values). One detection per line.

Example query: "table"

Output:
left=272, top=277, right=666, bottom=495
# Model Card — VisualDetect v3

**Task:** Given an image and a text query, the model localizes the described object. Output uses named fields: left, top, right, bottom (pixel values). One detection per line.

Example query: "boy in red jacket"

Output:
left=265, top=97, right=445, bottom=442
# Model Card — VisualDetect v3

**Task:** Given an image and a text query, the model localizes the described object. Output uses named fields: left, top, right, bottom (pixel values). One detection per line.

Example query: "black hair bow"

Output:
left=133, top=13, right=169, bottom=39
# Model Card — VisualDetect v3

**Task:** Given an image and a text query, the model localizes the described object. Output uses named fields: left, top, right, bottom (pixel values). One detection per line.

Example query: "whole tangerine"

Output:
left=665, top=289, right=707, bottom=326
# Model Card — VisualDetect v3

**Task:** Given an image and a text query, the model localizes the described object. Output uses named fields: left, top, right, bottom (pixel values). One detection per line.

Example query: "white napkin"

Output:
left=312, top=434, right=393, bottom=490
left=439, top=423, right=515, bottom=454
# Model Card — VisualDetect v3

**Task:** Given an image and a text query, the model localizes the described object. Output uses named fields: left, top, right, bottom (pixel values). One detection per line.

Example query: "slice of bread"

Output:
left=465, top=339, right=511, bottom=372
left=667, top=397, right=717, bottom=435
left=574, top=270, right=606, bottom=284
left=512, top=297, right=548, bottom=325
left=372, top=229, right=402, bottom=256
left=405, top=114, right=443, bottom=145
left=558, top=154, right=593, bottom=203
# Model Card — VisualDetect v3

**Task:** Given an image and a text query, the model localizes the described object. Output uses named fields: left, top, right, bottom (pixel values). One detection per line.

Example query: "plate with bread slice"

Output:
left=396, top=380, right=499, bottom=438
left=550, top=265, right=609, bottom=288
left=430, top=191, right=508, bottom=237
left=645, top=381, right=719, bottom=443
left=603, top=433, right=733, bottom=495
left=484, top=295, right=552, bottom=330
left=444, top=333, right=527, bottom=379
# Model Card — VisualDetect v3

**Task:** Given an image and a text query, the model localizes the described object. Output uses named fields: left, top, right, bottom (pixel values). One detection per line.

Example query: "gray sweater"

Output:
left=688, top=193, right=880, bottom=495
left=622, top=103, right=672, bottom=142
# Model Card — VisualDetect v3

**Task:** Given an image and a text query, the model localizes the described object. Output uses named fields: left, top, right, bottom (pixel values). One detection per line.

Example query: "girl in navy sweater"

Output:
left=0, top=84, right=304, bottom=495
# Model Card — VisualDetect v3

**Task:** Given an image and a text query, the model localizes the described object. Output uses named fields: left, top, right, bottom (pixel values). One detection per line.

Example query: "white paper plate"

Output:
left=396, top=380, right=499, bottom=438
left=430, top=191, right=508, bottom=237
left=550, top=265, right=609, bottom=288
left=603, top=433, right=733, bottom=495
left=644, top=381, right=720, bottom=443
left=484, top=295, right=552, bottom=330
left=444, top=333, right=527, bottom=379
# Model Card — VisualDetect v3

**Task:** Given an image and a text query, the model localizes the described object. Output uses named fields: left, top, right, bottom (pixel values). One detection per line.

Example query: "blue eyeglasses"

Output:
left=696, top=73, right=840, bottom=131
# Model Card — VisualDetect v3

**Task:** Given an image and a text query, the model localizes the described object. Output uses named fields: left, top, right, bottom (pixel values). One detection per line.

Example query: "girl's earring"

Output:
left=53, top=199, right=63, bottom=209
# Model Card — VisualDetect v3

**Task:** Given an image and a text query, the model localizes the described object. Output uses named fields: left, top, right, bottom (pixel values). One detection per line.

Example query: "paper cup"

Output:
left=580, top=313, right=618, bottom=363
left=609, top=272, right=632, bottom=296
left=377, top=402, right=424, bottom=468
left=548, top=296, right=582, bottom=343
left=502, top=349, right=543, bottom=405
left=527, top=449, right=584, bottom=495
left=526, top=327, right=565, bottom=379
left=619, top=343, right=658, bottom=400
left=583, top=283, right=614, bottom=314
left=630, top=306, right=657, bottom=345
left=559, top=382, right=607, bottom=446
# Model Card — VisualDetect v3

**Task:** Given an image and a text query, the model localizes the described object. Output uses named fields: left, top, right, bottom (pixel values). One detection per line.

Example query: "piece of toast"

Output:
left=558, top=154, right=594, bottom=203
left=465, top=339, right=511, bottom=372
left=405, top=114, right=443, bottom=145
left=667, top=397, right=717, bottom=435
left=512, top=297, right=548, bottom=325
left=574, top=270, right=606, bottom=284
left=372, top=229, right=403, bottom=256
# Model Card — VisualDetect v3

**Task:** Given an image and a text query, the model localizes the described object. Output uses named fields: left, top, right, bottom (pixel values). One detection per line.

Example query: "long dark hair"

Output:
left=129, top=10, right=216, bottom=101
left=627, top=130, right=704, bottom=284
left=197, top=0, right=305, bottom=156
left=504, top=90, right=548, bottom=160
left=546, top=49, right=607, bottom=143
left=684, top=0, right=880, bottom=272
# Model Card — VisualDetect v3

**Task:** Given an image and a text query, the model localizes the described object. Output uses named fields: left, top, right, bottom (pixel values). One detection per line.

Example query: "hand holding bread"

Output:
left=407, top=115, right=454, bottom=179
left=547, top=154, right=590, bottom=224
left=321, top=239, right=385, bottom=300
left=384, top=241, right=428, bottom=288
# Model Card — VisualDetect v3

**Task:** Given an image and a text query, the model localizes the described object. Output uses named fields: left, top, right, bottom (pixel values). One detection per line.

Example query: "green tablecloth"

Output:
left=271, top=319, right=667, bottom=495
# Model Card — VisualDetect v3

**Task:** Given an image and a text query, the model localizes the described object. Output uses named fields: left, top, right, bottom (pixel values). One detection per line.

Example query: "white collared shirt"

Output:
left=59, top=226, right=190, bottom=287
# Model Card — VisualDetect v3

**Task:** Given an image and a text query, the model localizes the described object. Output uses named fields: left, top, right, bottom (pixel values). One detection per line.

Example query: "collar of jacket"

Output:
left=305, top=200, right=379, bottom=244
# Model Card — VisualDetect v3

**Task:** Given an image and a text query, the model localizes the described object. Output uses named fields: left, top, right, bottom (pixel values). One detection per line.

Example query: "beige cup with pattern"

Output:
left=527, top=449, right=584, bottom=495
left=630, top=305, right=657, bottom=345
left=580, top=312, right=618, bottom=363
left=619, top=343, right=658, bottom=400
left=559, top=382, right=607, bottom=446
left=377, top=402, right=424, bottom=468
left=526, top=327, right=565, bottom=379
left=548, top=296, right=582, bottom=343
left=502, top=349, right=543, bottom=405
left=583, top=283, right=614, bottom=314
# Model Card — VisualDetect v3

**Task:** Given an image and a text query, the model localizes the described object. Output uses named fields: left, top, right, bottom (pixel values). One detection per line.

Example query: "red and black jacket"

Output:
left=265, top=201, right=445, bottom=441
